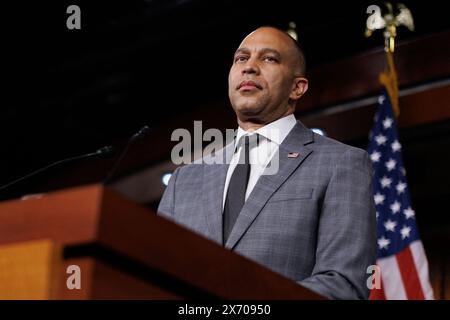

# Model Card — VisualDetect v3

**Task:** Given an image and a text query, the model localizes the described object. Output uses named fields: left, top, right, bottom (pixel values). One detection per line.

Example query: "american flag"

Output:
left=367, top=88, right=434, bottom=300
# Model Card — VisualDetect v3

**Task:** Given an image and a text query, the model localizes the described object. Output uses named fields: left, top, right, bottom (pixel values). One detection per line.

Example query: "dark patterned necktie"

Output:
left=223, top=135, right=251, bottom=244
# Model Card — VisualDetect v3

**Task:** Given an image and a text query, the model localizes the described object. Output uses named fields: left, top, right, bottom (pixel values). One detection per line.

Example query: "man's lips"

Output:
left=237, top=80, right=262, bottom=90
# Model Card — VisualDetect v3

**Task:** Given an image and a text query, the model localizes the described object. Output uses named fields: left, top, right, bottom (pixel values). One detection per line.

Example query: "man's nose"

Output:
left=242, top=60, right=259, bottom=75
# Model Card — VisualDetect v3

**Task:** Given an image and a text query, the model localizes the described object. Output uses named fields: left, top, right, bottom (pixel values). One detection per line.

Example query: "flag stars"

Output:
left=403, top=207, right=416, bottom=219
left=384, top=219, right=397, bottom=232
left=370, top=151, right=381, bottom=163
left=401, top=225, right=412, bottom=239
left=380, top=176, right=392, bottom=188
left=383, top=117, right=393, bottom=129
left=385, top=159, right=397, bottom=171
left=396, top=182, right=407, bottom=195
left=368, top=93, right=428, bottom=273
left=391, top=140, right=402, bottom=152
left=378, top=236, right=391, bottom=250
left=374, top=193, right=386, bottom=205
left=375, top=134, right=388, bottom=146
left=390, top=201, right=401, bottom=214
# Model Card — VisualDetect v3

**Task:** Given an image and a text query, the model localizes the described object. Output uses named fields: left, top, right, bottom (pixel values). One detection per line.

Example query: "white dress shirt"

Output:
left=222, top=114, right=297, bottom=210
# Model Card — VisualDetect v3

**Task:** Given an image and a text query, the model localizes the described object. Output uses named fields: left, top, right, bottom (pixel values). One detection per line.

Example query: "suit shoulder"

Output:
left=311, top=132, right=368, bottom=158
left=173, top=161, right=204, bottom=177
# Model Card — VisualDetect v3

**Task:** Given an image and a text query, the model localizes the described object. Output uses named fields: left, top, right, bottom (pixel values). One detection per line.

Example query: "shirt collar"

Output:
left=234, top=114, right=297, bottom=150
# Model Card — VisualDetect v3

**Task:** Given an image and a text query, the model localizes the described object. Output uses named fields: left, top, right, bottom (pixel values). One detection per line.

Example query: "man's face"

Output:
left=228, top=27, right=305, bottom=124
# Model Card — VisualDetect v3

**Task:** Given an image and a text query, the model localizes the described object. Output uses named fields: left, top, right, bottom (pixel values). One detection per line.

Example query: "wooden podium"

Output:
left=0, top=184, right=324, bottom=300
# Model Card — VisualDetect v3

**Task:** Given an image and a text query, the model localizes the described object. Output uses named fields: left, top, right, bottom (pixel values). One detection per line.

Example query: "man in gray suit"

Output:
left=158, top=26, right=377, bottom=299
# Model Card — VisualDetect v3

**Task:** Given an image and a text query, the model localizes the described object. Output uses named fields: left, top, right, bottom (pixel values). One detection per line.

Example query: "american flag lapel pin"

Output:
left=287, top=152, right=299, bottom=158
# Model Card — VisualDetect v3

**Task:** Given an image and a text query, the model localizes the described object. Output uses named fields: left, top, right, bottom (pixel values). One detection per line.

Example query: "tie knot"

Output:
left=238, top=134, right=259, bottom=165
left=243, top=133, right=259, bottom=148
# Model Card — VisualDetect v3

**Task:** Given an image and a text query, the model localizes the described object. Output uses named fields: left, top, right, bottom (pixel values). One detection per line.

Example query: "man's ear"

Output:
left=290, top=77, right=308, bottom=101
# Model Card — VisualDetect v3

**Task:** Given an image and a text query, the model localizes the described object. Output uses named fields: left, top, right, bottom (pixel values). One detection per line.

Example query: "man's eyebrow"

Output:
left=234, top=48, right=250, bottom=56
left=233, top=47, right=281, bottom=57
left=259, top=48, right=281, bottom=57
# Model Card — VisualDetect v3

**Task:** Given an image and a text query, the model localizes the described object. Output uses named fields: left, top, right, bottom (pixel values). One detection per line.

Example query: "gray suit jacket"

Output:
left=158, top=121, right=377, bottom=299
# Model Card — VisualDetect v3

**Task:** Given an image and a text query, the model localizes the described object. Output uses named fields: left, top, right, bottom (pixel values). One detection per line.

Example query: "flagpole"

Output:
left=379, top=51, right=400, bottom=117
left=365, top=2, right=415, bottom=118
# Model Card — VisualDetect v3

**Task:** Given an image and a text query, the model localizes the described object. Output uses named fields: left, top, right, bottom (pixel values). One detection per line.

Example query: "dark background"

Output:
left=2, top=0, right=448, bottom=187
left=3, top=0, right=450, bottom=222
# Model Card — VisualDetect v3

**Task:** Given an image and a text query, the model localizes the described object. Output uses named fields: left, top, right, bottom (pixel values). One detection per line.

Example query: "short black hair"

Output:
left=289, top=34, right=307, bottom=76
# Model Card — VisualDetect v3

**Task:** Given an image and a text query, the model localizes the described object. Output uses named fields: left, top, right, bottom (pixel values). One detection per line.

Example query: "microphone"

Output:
left=102, top=125, right=151, bottom=185
left=0, top=145, right=114, bottom=193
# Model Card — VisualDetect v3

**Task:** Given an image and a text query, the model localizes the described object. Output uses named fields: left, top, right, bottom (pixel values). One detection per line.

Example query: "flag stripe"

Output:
left=395, top=245, right=425, bottom=299
left=410, top=240, right=435, bottom=299
left=378, top=255, right=407, bottom=299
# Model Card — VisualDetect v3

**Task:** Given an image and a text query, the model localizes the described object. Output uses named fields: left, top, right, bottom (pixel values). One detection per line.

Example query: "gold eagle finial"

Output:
left=365, top=2, right=414, bottom=52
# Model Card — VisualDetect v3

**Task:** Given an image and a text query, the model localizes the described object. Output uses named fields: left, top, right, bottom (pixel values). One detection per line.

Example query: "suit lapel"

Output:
left=225, top=121, right=314, bottom=249
left=201, top=143, right=233, bottom=245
